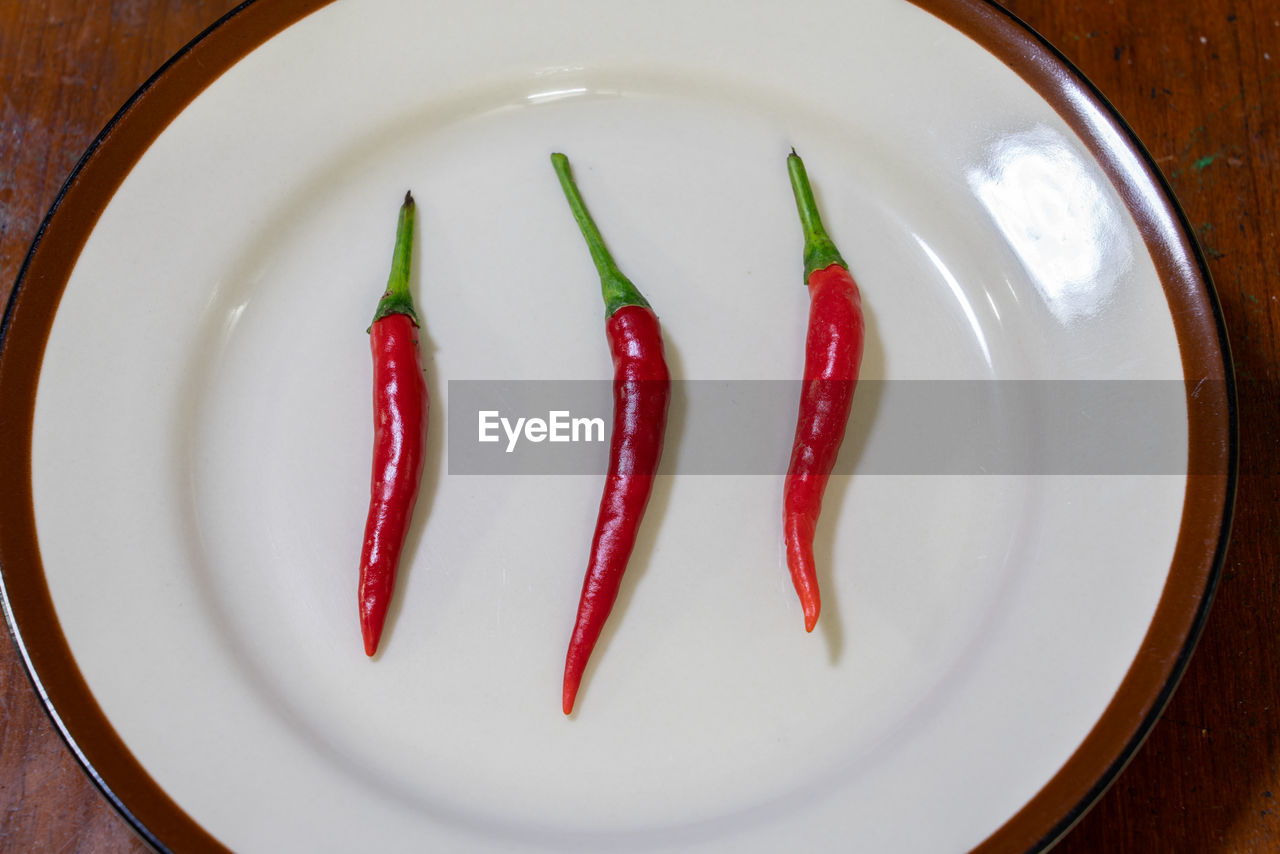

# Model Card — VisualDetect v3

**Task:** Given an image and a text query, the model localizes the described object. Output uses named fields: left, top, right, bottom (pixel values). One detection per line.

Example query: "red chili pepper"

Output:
left=551, top=153, right=671, bottom=715
left=783, top=151, right=865, bottom=632
left=358, top=191, right=429, bottom=657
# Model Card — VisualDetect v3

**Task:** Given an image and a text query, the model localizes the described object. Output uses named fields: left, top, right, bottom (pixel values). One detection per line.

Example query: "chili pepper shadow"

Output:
left=367, top=225, right=443, bottom=660
left=811, top=299, right=883, bottom=665
left=564, top=328, right=686, bottom=716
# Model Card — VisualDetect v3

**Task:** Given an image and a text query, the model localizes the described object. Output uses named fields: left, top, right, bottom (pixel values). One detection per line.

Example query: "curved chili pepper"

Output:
left=358, top=191, right=429, bottom=657
left=551, top=153, right=671, bottom=715
left=783, top=150, right=865, bottom=633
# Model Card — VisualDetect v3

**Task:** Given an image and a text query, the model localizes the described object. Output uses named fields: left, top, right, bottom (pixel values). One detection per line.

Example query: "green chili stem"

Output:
left=787, top=150, right=847, bottom=280
left=550, top=153, right=650, bottom=317
left=371, top=190, right=419, bottom=326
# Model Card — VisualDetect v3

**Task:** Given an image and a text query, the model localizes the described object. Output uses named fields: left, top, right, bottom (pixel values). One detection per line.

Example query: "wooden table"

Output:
left=1, top=1, right=1274, bottom=850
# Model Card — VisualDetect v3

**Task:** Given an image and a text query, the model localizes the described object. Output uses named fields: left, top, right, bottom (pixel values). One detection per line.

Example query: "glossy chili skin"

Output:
left=784, top=263, right=864, bottom=632
left=551, top=152, right=670, bottom=714
left=359, top=193, right=428, bottom=657
left=563, top=305, right=670, bottom=714
left=783, top=152, right=865, bottom=632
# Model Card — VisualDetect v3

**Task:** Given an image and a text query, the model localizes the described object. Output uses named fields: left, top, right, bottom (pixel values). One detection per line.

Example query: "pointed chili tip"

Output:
left=562, top=680, right=578, bottom=716
left=361, top=614, right=382, bottom=656
left=790, top=146, right=798, bottom=158
left=361, top=603, right=383, bottom=657
left=804, top=609, right=819, bottom=633
left=801, top=590, right=820, bottom=632
left=403, top=189, right=414, bottom=207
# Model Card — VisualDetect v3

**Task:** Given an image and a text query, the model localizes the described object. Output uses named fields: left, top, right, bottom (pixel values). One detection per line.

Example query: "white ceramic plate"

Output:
left=0, top=0, right=1234, bottom=852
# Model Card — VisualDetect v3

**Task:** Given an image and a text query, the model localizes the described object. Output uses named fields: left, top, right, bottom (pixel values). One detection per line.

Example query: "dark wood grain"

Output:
left=1, top=0, right=1275, bottom=851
